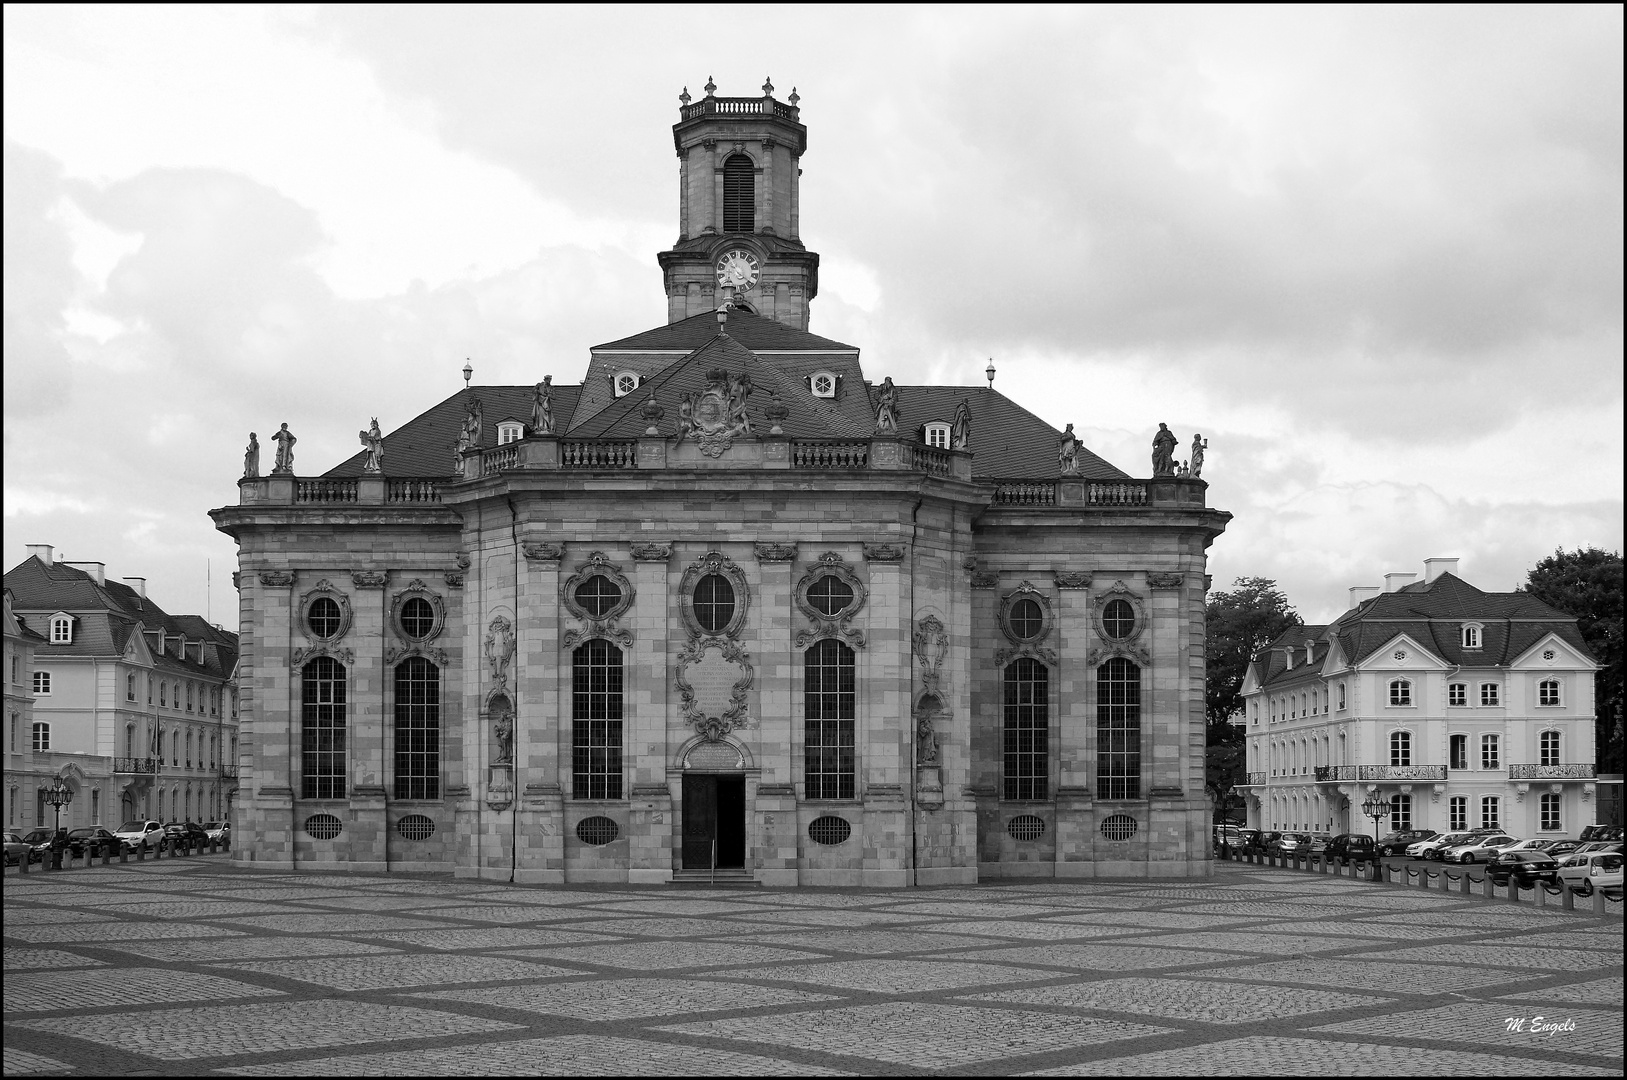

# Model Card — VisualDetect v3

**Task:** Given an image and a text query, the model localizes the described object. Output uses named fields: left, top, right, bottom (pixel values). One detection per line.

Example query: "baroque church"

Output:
left=213, top=81, right=1231, bottom=884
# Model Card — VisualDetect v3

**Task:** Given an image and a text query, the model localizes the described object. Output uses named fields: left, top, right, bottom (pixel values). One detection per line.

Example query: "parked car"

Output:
left=1558, top=851, right=1624, bottom=893
left=1490, top=838, right=1554, bottom=857
left=1247, top=831, right=1282, bottom=855
left=115, top=819, right=167, bottom=853
left=1543, top=839, right=1585, bottom=859
left=1237, top=829, right=1261, bottom=852
left=65, top=827, right=128, bottom=858
left=19, top=828, right=55, bottom=863
left=202, top=821, right=231, bottom=844
left=1577, top=824, right=1624, bottom=844
left=1326, top=833, right=1378, bottom=865
left=1270, top=832, right=1317, bottom=856
left=4, top=831, right=33, bottom=866
left=1487, top=850, right=1561, bottom=887
left=1409, top=831, right=1477, bottom=859
left=1583, top=854, right=1624, bottom=896
left=1441, top=834, right=1516, bottom=863
left=162, top=821, right=210, bottom=849
left=1376, top=829, right=1437, bottom=858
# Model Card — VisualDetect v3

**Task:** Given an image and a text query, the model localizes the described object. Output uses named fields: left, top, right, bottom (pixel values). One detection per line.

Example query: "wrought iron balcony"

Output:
left=220, top=765, right=240, bottom=779
left=114, top=757, right=159, bottom=774
left=1239, top=772, right=1267, bottom=787
left=1508, top=763, right=1596, bottom=780
left=1315, top=765, right=1448, bottom=782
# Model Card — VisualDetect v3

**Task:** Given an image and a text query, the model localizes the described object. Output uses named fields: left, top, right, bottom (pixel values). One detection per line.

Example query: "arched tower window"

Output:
left=301, top=657, right=347, bottom=800
left=1097, top=658, right=1141, bottom=800
left=572, top=641, right=624, bottom=800
left=394, top=658, right=440, bottom=800
left=722, top=154, right=755, bottom=233
left=1003, top=659, right=1048, bottom=801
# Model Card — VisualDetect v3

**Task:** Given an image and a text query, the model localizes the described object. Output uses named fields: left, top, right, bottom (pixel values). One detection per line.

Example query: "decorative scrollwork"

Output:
left=1087, top=643, right=1150, bottom=667
left=999, top=581, right=1054, bottom=646
left=291, top=645, right=354, bottom=668
left=1095, top=580, right=1147, bottom=645
left=385, top=644, right=448, bottom=666
left=521, top=542, right=563, bottom=562
left=484, top=616, right=516, bottom=691
left=298, top=580, right=353, bottom=644
left=912, top=615, right=949, bottom=687
left=444, top=573, right=464, bottom=588
left=674, top=634, right=756, bottom=742
left=561, top=551, right=635, bottom=648
left=351, top=571, right=387, bottom=589
left=455, top=551, right=472, bottom=571
left=678, top=550, right=750, bottom=640
left=388, top=579, right=446, bottom=660
left=259, top=571, right=294, bottom=587
left=1147, top=573, right=1185, bottom=590
left=631, top=543, right=672, bottom=562
left=754, top=541, right=797, bottom=562
left=1054, top=571, right=1092, bottom=589
left=795, top=553, right=868, bottom=649
left=970, top=571, right=999, bottom=589
left=995, top=644, right=1060, bottom=668
left=863, top=542, right=905, bottom=562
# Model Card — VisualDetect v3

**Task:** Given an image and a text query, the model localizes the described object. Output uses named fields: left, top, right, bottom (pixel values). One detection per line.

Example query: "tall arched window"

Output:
left=804, top=640, right=855, bottom=800
left=722, top=154, right=755, bottom=233
left=572, top=641, right=623, bottom=800
left=301, top=657, right=347, bottom=800
left=1097, top=658, right=1141, bottom=800
left=1539, top=730, right=1560, bottom=767
left=394, top=658, right=440, bottom=800
left=1389, top=730, right=1411, bottom=767
left=1002, top=659, right=1048, bottom=800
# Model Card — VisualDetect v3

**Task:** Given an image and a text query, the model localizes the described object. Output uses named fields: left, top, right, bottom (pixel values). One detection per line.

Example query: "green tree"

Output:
left=1205, top=577, right=1302, bottom=819
left=1523, top=548, right=1624, bottom=773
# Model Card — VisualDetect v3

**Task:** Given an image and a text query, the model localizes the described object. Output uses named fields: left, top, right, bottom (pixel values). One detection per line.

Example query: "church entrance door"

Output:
left=681, top=773, right=745, bottom=870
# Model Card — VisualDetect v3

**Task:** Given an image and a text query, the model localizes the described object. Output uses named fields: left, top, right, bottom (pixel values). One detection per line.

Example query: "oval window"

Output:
left=308, top=597, right=342, bottom=639
left=400, top=597, right=435, bottom=640
left=1009, top=598, right=1044, bottom=641
left=1007, top=814, right=1046, bottom=842
left=808, top=816, right=852, bottom=846
left=1101, top=813, right=1138, bottom=841
left=576, top=816, right=619, bottom=846
left=396, top=814, right=435, bottom=841
left=304, top=813, right=343, bottom=840
left=694, top=574, right=736, bottom=634
left=574, top=575, right=622, bottom=618
left=808, top=575, right=855, bottom=616
left=1102, top=599, right=1135, bottom=640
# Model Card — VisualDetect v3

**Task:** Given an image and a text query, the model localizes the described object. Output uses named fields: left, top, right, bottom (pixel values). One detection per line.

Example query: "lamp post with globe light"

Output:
left=43, top=779, right=74, bottom=868
left=1361, top=792, right=1389, bottom=882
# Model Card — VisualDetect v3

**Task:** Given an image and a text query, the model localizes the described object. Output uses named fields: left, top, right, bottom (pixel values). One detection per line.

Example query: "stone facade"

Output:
left=211, top=86, right=1231, bottom=884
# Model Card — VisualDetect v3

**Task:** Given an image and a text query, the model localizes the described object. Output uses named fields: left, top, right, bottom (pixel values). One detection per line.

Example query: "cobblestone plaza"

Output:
left=3, top=858, right=1621, bottom=1076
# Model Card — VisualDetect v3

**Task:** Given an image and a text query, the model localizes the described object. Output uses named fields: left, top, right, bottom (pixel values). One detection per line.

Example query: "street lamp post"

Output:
left=44, top=779, right=74, bottom=869
left=1360, top=792, right=1388, bottom=882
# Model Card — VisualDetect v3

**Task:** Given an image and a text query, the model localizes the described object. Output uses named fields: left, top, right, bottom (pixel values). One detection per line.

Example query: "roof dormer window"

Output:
left=50, top=615, right=72, bottom=644
left=809, top=371, right=837, bottom=398
left=1461, top=623, right=1482, bottom=649
left=924, top=422, right=950, bottom=449
left=613, top=371, right=640, bottom=398
left=497, top=422, right=524, bottom=445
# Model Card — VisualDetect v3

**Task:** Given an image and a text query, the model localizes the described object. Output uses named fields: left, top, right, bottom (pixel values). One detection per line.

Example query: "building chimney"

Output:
left=1384, top=573, right=1417, bottom=593
left=1349, top=586, right=1381, bottom=609
left=64, top=561, right=106, bottom=585
left=1423, top=557, right=1459, bottom=583
left=27, top=544, right=54, bottom=566
left=122, top=577, right=147, bottom=598
left=1282, top=647, right=1294, bottom=670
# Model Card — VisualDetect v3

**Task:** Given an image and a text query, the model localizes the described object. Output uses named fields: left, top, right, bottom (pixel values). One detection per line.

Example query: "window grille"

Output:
left=308, top=597, right=342, bottom=639
left=1097, top=658, right=1141, bottom=800
left=808, top=816, right=851, bottom=845
left=301, top=657, right=347, bottom=800
left=1462, top=625, right=1480, bottom=648
left=572, top=641, right=623, bottom=800
left=1100, top=814, right=1137, bottom=841
left=394, top=658, right=440, bottom=800
left=1007, top=599, right=1044, bottom=642
left=1388, top=680, right=1411, bottom=706
left=1449, top=734, right=1468, bottom=771
left=33, top=671, right=50, bottom=695
left=51, top=617, right=71, bottom=643
left=1007, top=814, right=1046, bottom=841
left=576, top=816, right=619, bottom=845
left=804, top=640, right=856, bottom=800
left=304, top=813, right=342, bottom=840
left=693, top=574, right=736, bottom=634
left=722, top=154, right=755, bottom=232
left=1003, top=659, right=1048, bottom=800
left=924, top=423, right=949, bottom=448
left=31, top=722, right=50, bottom=752
left=811, top=373, right=835, bottom=398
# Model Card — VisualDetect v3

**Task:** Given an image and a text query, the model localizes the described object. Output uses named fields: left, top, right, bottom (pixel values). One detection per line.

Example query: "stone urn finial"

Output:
left=765, top=391, right=789, bottom=436
left=788, top=87, right=800, bottom=107
left=641, top=395, right=666, bottom=436
left=763, top=76, right=774, bottom=97
left=704, top=75, right=716, bottom=97
left=679, top=86, right=691, bottom=107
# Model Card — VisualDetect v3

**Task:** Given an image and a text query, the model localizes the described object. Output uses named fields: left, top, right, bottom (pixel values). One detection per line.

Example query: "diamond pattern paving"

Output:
left=1313, top=1002, right=1624, bottom=1059
left=212, top=953, right=586, bottom=990
left=714, top=959, right=1062, bottom=993
left=4, top=967, right=282, bottom=1013
left=413, top=978, right=840, bottom=1020
left=507, top=941, right=824, bottom=970
left=966, top=977, right=1391, bottom=1022
left=1026, top=1036, right=1624, bottom=1076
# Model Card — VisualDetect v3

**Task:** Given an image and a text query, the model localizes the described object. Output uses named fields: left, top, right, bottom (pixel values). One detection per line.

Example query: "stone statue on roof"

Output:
left=951, top=400, right=971, bottom=451
left=1058, top=423, right=1079, bottom=475
left=271, top=423, right=297, bottom=474
left=875, top=377, right=899, bottom=435
left=358, top=418, right=384, bottom=473
left=243, top=433, right=259, bottom=478
left=1190, top=434, right=1207, bottom=479
left=531, top=376, right=554, bottom=436
left=1151, top=423, right=1177, bottom=477
left=463, top=396, right=484, bottom=448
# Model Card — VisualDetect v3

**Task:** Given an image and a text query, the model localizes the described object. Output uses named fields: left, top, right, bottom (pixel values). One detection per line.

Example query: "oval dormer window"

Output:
left=613, top=371, right=640, bottom=398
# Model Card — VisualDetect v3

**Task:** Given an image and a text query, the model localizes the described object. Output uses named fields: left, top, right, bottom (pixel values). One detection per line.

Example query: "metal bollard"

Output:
left=1481, top=874, right=1494, bottom=899
left=1593, top=888, right=1606, bottom=916
left=168, top=840, right=178, bottom=859
left=136, top=844, right=145, bottom=861
left=119, top=844, right=128, bottom=864
left=18, top=852, right=28, bottom=874
left=1561, top=883, right=1575, bottom=910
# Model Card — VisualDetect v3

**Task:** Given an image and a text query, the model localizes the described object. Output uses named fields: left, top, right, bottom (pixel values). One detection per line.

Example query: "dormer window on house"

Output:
left=497, top=422, right=524, bottom=444
left=924, top=422, right=950, bottom=448
left=809, top=371, right=837, bottom=398
left=613, top=371, right=640, bottom=397
left=1461, top=623, right=1482, bottom=649
left=722, top=153, right=755, bottom=233
left=50, top=616, right=71, bottom=644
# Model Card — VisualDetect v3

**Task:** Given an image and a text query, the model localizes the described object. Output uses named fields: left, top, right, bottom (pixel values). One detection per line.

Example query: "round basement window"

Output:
left=576, top=816, right=619, bottom=846
left=1007, top=814, right=1046, bottom=842
left=396, top=814, right=435, bottom=841
left=1100, top=814, right=1138, bottom=842
left=304, top=813, right=343, bottom=840
left=808, top=816, right=852, bottom=846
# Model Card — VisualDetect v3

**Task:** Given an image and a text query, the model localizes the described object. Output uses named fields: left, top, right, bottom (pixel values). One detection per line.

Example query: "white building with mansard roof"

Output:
left=1237, top=558, right=1599, bottom=841
left=212, top=83, right=1230, bottom=884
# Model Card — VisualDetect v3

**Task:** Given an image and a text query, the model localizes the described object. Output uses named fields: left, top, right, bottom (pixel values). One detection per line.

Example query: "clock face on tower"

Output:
left=716, top=249, right=760, bottom=291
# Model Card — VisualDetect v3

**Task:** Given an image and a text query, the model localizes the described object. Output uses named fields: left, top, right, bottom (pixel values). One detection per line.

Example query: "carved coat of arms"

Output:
left=678, top=368, right=753, bottom=457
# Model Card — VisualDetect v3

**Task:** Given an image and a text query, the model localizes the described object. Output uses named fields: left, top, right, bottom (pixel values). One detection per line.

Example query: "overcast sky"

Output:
left=4, top=5, right=1622, bottom=630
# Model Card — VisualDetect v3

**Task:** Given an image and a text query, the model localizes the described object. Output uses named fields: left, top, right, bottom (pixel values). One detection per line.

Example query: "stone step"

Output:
left=670, top=868, right=759, bottom=887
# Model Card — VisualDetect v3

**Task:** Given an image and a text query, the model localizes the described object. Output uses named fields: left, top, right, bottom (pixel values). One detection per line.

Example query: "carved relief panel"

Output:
left=674, top=550, right=755, bottom=743
left=561, top=551, right=635, bottom=649
left=794, top=553, right=868, bottom=649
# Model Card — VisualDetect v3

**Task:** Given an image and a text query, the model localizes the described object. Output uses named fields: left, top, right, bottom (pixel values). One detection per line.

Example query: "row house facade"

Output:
left=3, top=547, right=241, bottom=831
left=1238, top=558, right=1599, bottom=839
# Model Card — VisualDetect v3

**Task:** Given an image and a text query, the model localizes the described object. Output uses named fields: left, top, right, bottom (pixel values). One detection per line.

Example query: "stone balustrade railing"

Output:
left=386, top=480, right=442, bottom=504
left=482, top=444, right=520, bottom=472
left=295, top=479, right=357, bottom=504
left=1088, top=482, right=1149, bottom=506
left=991, top=480, right=1057, bottom=506
left=682, top=97, right=799, bottom=122
left=793, top=441, right=869, bottom=469
left=562, top=440, right=638, bottom=468
left=908, top=444, right=954, bottom=476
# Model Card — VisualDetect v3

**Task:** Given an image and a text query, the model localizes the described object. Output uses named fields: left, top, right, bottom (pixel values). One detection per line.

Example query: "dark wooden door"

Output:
left=716, top=776, right=745, bottom=868
left=681, top=774, right=717, bottom=869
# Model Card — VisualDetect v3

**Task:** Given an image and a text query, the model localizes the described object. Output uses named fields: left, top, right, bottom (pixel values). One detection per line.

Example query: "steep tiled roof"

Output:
left=892, top=386, right=1129, bottom=480
left=568, top=334, right=872, bottom=441
left=325, top=385, right=584, bottom=478
left=593, top=310, right=855, bottom=352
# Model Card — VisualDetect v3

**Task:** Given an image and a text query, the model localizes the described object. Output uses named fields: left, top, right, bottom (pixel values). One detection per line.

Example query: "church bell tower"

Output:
left=657, top=77, right=819, bottom=330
